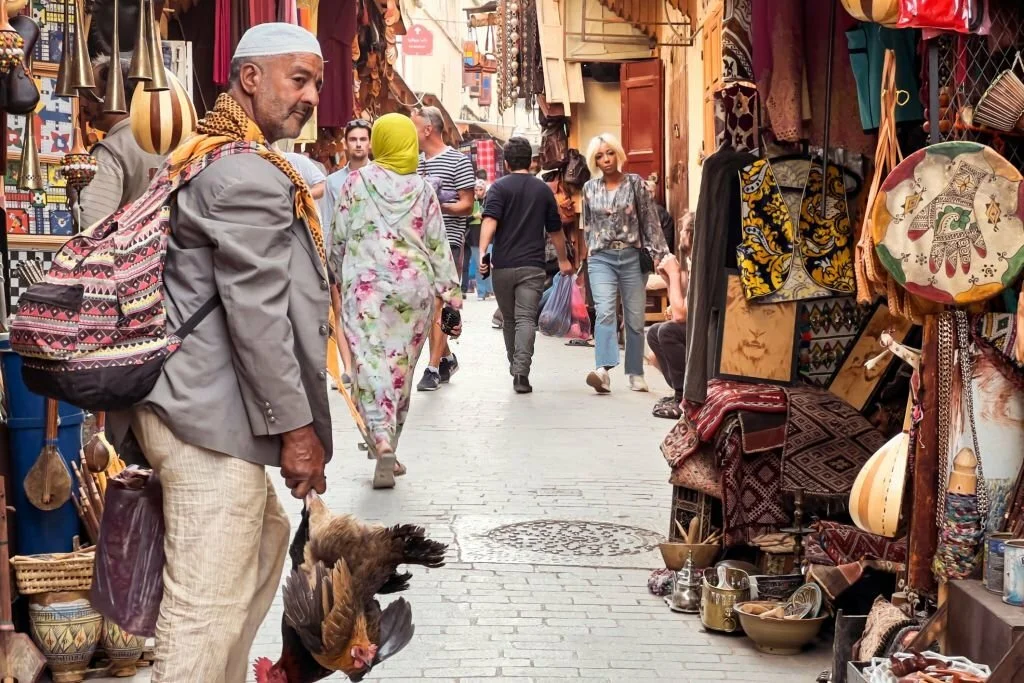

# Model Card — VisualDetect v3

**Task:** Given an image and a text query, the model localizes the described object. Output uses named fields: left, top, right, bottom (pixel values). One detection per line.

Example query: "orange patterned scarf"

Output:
left=167, top=93, right=327, bottom=273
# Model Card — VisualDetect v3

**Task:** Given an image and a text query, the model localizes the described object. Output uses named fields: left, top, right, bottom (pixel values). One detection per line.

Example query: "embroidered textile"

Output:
left=720, top=418, right=788, bottom=546
left=798, top=297, right=872, bottom=387
left=808, top=560, right=905, bottom=602
left=668, top=449, right=723, bottom=499
left=800, top=163, right=856, bottom=295
left=737, top=159, right=855, bottom=301
left=722, top=0, right=754, bottom=81
left=714, top=81, right=761, bottom=154
left=737, top=159, right=795, bottom=298
left=872, top=142, right=1024, bottom=305
left=661, top=379, right=788, bottom=468
left=814, top=520, right=907, bottom=565
left=781, top=387, right=887, bottom=497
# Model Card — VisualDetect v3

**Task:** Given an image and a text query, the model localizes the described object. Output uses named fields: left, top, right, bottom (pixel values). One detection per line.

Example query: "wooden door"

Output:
left=620, top=59, right=665, bottom=201
left=702, top=3, right=724, bottom=161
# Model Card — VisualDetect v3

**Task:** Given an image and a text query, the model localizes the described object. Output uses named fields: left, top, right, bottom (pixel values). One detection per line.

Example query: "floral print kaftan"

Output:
left=331, top=163, right=462, bottom=450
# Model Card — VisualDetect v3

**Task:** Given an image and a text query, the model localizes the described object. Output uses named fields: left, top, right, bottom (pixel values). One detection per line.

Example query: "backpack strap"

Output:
left=170, top=293, right=222, bottom=343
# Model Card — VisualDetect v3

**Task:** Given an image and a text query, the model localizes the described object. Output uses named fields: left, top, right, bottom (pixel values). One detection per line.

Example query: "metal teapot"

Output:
left=666, top=551, right=701, bottom=614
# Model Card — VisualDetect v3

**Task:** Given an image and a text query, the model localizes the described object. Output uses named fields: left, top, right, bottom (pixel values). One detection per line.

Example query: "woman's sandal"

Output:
left=652, top=397, right=683, bottom=420
left=373, top=448, right=397, bottom=489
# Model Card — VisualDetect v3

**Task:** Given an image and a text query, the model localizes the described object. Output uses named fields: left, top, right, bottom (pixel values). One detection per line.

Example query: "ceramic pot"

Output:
left=102, top=620, right=144, bottom=677
left=28, top=591, right=103, bottom=683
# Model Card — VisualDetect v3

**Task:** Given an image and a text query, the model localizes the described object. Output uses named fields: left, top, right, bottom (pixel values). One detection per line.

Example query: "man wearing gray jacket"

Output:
left=112, top=23, right=331, bottom=682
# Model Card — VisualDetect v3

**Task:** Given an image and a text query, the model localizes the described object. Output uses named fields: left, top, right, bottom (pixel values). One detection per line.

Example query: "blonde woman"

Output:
left=580, top=134, right=669, bottom=394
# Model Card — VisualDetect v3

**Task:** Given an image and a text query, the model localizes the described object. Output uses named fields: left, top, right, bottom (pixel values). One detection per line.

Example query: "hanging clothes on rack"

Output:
left=318, top=0, right=357, bottom=127
left=213, top=0, right=233, bottom=85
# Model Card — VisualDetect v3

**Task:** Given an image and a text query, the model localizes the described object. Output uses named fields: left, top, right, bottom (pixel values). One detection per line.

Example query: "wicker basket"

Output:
left=10, top=551, right=95, bottom=595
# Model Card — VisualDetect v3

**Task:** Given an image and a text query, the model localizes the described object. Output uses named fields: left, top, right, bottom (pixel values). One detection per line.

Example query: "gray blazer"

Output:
left=113, top=153, right=333, bottom=468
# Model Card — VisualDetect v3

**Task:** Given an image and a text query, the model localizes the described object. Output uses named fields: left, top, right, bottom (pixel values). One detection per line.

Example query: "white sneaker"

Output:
left=629, top=375, right=649, bottom=392
left=586, top=368, right=611, bottom=394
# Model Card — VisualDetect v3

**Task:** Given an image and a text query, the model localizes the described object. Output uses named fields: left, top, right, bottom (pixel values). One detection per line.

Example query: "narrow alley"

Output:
left=104, top=299, right=821, bottom=683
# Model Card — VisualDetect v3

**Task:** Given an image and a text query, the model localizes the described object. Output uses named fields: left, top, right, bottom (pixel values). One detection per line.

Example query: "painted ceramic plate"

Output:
left=872, top=141, right=1024, bottom=305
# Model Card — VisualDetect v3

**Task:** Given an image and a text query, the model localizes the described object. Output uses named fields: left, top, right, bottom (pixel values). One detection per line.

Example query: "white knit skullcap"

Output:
left=233, top=23, right=323, bottom=60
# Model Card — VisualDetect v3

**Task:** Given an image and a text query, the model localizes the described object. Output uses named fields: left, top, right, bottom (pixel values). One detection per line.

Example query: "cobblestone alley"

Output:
left=101, top=299, right=830, bottom=682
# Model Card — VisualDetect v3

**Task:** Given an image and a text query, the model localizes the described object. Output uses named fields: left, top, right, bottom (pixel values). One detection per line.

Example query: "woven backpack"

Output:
left=10, top=141, right=260, bottom=411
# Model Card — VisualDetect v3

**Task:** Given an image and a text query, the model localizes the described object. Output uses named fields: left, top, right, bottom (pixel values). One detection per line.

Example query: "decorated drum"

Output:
left=1003, top=539, right=1024, bottom=606
left=871, top=141, right=1024, bottom=305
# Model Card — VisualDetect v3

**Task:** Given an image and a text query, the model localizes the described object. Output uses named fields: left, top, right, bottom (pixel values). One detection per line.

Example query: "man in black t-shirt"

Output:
left=480, top=137, right=573, bottom=394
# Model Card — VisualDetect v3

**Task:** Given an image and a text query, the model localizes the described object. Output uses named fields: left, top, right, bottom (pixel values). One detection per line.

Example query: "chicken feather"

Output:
left=320, top=559, right=357, bottom=656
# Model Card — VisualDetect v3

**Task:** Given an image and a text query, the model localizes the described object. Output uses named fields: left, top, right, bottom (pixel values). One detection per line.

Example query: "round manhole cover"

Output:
left=484, top=520, right=663, bottom=557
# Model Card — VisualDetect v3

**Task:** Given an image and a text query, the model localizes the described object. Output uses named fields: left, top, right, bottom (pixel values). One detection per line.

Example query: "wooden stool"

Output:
left=645, top=275, right=669, bottom=323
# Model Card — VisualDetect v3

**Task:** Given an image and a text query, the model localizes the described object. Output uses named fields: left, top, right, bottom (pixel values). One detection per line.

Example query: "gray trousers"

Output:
left=492, top=266, right=546, bottom=376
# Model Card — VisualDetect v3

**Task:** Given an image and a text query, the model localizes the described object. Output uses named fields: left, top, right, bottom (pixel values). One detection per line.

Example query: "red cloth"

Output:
left=661, top=379, right=789, bottom=468
left=214, top=0, right=232, bottom=86
left=317, top=0, right=357, bottom=127
left=475, top=140, right=496, bottom=180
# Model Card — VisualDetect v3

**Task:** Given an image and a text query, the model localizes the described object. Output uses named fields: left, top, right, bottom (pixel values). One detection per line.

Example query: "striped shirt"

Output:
left=418, top=147, right=475, bottom=249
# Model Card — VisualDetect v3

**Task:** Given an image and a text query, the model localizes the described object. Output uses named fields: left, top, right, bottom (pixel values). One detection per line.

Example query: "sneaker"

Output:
left=586, top=368, right=611, bottom=394
left=513, top=374, right=533, bottom=394
left=439, top=354, right=459, bottom=383
left=417, top=368, right=441, bottom=392
left=629, top=375, right=649, bottom=392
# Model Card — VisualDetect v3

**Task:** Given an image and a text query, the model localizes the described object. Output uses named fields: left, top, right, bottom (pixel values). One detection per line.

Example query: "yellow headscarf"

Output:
left=371, top=114, right=420, bottom=175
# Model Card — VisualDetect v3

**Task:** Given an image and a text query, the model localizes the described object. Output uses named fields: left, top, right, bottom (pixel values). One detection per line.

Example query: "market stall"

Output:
left=647, top=1, right=1024, bottom=680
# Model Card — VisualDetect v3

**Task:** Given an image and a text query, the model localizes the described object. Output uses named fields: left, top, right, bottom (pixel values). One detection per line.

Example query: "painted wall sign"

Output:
left=404, top=24, right=434, bottom=56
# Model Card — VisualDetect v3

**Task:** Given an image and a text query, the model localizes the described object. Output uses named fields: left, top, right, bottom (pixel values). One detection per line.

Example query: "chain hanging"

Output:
left=955, top=309, right=989, bottom=524
left=936, top=312, right=955, bottom=529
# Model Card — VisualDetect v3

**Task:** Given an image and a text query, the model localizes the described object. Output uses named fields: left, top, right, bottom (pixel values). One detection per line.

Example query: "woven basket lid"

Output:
left=871, top=141, right=1024, bottom=305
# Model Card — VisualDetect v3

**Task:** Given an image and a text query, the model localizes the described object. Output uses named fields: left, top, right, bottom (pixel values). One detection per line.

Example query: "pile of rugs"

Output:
left=663, top=380, right=887, bottom=545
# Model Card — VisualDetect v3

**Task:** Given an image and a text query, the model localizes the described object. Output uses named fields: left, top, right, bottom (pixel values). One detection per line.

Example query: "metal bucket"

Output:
left=700, top=567, right=750, bottom=633
left=1002, top=539, right=1024, bottom=606
left=985, top=532, right=1014, bottom=594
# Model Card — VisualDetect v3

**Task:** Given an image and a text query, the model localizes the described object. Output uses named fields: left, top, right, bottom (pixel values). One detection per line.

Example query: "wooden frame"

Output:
left=713, top=269, right=798, bottom=386
left=7, top=234, right=69, bottom=250
left=827, top=303, right=915, bottom=412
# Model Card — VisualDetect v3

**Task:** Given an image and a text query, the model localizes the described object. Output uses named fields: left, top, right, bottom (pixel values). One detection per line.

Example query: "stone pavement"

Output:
left=95, top=299, right=829, bottom=682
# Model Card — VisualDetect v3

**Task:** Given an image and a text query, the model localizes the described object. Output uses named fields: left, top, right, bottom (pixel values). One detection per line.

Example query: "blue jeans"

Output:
left=587, top=248, right=646, bottom=376
left=470, top=245, right=494, bottom=298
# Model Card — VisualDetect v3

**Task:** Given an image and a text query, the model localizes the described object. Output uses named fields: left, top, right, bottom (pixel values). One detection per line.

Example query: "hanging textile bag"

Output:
left=896, top=0, right=978, bottom=33
left=9, top=142, right=262, bottom=411
left=90, top=467, right=165, bottom=637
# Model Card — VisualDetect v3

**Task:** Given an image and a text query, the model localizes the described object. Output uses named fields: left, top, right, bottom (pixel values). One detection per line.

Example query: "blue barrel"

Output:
left=0, top=336, right=84, bottom=555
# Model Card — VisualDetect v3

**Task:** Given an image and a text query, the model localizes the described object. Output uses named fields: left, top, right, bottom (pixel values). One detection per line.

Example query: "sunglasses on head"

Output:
left=345, top=119, right=371, bottom=135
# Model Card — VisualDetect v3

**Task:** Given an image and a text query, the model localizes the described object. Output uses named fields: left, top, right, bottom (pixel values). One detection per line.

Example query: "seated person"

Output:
left=649, top=211, right=692, bottom=419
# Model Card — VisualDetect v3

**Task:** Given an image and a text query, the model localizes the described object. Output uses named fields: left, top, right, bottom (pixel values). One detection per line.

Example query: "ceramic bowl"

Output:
left=734, top=600, right=827, bottom=655
left=659, top=543, right=719, bottom=571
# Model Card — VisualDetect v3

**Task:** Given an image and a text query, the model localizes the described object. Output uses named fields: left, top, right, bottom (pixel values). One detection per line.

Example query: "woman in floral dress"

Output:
left=332, top=113, right=462, bottom=489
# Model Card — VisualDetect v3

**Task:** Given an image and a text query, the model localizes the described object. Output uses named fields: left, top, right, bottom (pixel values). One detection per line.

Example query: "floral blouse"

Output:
left=581, top=172, right=669, bottom=261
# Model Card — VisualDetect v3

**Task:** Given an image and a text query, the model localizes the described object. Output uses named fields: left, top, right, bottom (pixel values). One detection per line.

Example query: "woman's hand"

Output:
left=657, top=254, right=681, bottom=277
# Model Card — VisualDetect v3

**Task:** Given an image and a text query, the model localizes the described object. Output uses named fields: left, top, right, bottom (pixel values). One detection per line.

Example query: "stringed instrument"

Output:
left=3, top=13, right=39, bottom=116
left=23, top=399, right=73, bottom=511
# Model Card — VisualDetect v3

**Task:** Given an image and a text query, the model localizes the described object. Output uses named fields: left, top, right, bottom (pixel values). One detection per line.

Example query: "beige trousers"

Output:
left=132, top=408, right=290, bottom=683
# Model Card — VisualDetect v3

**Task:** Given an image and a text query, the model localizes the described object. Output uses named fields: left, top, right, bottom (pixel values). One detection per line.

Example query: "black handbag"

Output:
left=631, top=176, right=656, bottom=275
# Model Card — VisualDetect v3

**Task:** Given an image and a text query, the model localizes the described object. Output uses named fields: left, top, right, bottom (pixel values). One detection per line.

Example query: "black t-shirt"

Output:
left=482, top=173, right=561, bottom=269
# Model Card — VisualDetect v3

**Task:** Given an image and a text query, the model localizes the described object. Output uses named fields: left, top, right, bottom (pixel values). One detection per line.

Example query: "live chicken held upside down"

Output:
left=253, top=491, right=448, bottom=682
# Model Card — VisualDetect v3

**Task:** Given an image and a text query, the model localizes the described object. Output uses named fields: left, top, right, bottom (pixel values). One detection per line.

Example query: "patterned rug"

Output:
left=662, top=380, right=788, bottom=468
left=781, top=388, right=887, bottom=497
left=719, top=418, right=789, bottom=546
left=813, top=520, right=907, bottom=565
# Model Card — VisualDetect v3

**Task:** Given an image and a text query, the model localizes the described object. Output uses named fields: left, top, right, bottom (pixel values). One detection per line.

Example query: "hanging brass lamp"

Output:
left=68, top=0, right=95, bottom=91
left=19, top=112, right=43, bottom=190
left=102, top=0, right=127, bottom=114
left=142, top=0, right=167, bottom=91
left=127, top=0, right=153, bottom=82
left=54, top=0, right=75, bottom=96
